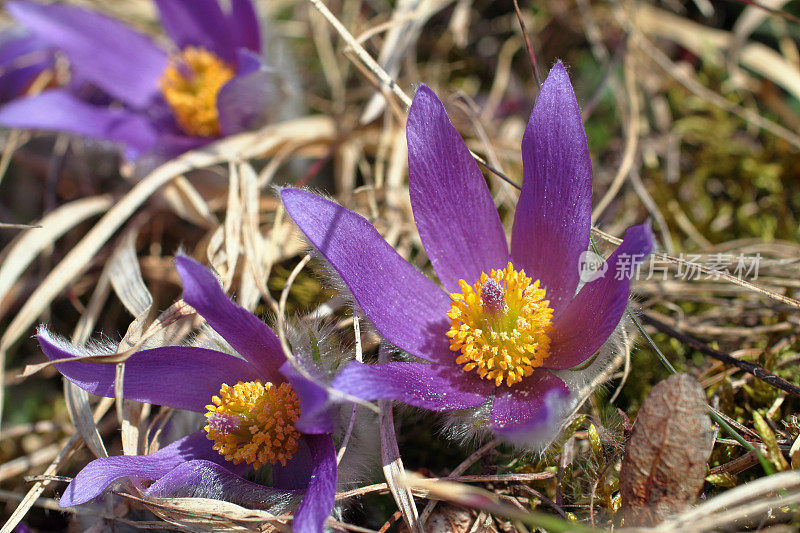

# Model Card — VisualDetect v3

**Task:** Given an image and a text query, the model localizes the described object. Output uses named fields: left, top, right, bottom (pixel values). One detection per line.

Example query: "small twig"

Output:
left=512, top=0, right=541, bottom=89
left=514, top=485, right=567, bottom=518
left=641, top=312, right=800, bottom=398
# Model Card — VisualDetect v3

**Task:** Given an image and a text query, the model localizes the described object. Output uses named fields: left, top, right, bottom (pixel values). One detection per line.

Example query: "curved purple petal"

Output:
left=8, top=1, right=166, bottom=108
left=154, top=0, right=236, bottom=63
left=39, top=331, right=259, bottom=412
left=217, top=52, right=277, bottom=136
left=145, top=459, right=300, bottom=509
left=175, top=255, right=286, bottom=382
left=0, top=89, right=158, bottom=158
left=544, top=223, right=654, bottom=370
left=490, top=369, right=569, bottom=439
left=511, top=62, right=592, bottom=315
left=231, top=0, right=261, bottom=53
left=281, top=188, right=453, bottom=364
left=332, top=361, right=493, bottom=411
left=60, top=431, right=221, bottom=507
left=292, top=434, right=336, bottom=533
left=280, top=361, right=335, bottom=435
left=407, top=85, right=509, bottom=292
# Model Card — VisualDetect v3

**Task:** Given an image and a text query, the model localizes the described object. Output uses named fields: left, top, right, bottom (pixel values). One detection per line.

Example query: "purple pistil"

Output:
left=480, top=279, right=506, bottom=315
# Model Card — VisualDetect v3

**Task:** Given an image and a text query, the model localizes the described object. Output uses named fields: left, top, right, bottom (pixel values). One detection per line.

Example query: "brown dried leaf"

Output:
left=620, top=373, right=715, bottom=526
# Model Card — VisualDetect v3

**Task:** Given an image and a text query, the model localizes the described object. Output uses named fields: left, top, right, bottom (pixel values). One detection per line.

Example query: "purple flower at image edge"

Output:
left=0, top=0, right=277, bottom=163
left=281, top=62, right=654, bottom=445
left=39, top=256, right=336, bottom=532
left=0, top=27, right=55, bottom=104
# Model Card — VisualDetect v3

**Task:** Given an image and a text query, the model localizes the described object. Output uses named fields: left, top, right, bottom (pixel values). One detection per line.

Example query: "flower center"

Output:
left=204, top=381, right=301, bottom=469
left=446, top=262, right=554, bottom=387
left=159, top=46, right=235, bottom=137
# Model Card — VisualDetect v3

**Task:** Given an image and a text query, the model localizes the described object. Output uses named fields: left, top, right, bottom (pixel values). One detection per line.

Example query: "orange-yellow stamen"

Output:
left=159, top=46, right=235, bottom=137
left=446, top=262, right=554, bottom=387
left=204, top=381, right=301, bottom=469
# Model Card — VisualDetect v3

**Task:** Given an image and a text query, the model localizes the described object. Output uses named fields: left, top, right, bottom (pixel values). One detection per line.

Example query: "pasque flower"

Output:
left=0, top=0, right=278, bottom=161
left=281, top=63, right=654, bottom=444
left=39, top=256, right=337, bottom=532
left=0, top=27, right=55, bottom=104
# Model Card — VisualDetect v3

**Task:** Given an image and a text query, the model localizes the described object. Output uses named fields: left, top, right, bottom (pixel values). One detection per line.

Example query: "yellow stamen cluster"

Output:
left=159, top=46, right=235, bottom=137
left=204, top=381, right=301, bottom=469
left=446, top=262, right=554, bottom=387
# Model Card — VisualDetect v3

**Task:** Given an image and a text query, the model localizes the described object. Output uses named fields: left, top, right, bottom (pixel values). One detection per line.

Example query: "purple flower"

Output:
left=281, top=63, right=654, bottom=444
left=0, top=0, right=278, bottom=162
left=0, top=27, right=55, bottom=104
left=39, top=256, right=336, bottom=532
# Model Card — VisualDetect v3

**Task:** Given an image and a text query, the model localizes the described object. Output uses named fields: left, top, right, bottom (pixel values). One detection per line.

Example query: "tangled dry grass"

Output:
left=1, top=0, right=800, bottom=531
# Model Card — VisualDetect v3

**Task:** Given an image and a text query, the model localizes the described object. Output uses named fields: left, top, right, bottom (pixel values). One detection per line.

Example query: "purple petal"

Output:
left=60, top=431, right=221, bottom=507
left=0, top=30, right=53, bottom=103
left=0, top=89, right=158, bottom=158
left=175, top=255, right=286, bottom=382
left=217, top=52, right=277, bottom=136
left=8, top=1, right=166, bottom=108
left=230, top=0, right=261, bottom=53
left=154, top=0, right=236, bottom=63
left=273, top=434, right=313, bottom=490
left=544, top=223, right=653, bottom=370
left=0, top=63, right=48, bottom=104
left=281, top=188, right=453, bottom=364
left=407, top=85, right=509, bottom=292
left=511, top=62, right=592, bottom=315
left=490, top=370, right=569, bottom=438
left=280, top=361, right=335, bottom=435
left=145, top=459, right=299, bottom=508
left=332, top=361, right=493, bottom=411
left=0, top=28, right=45, bottom=65
left=39, top=331, right=259, bottom=412
left=292, top=434, right=336, bottom=533
left=133, top=133, right=208, bottom=174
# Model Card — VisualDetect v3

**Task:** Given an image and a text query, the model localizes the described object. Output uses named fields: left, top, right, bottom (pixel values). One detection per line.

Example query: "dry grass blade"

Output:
left=0, top=223, right=40, bottom=229
left=63, top=383, right=109, bottom=459
left=403, top=473, right=600, bottom=532
left=655, top=471, right=800, bottom=531
left=0, top=194, right=112, bottom=319
left=121, top=493, right=289, bottom=532
left=1, top=395, right=114, bottom=533
left=378, top=346, right=422, bottom=532
left=20, top=348, right=138, bottom=378
left=634, top=4, right=800, bottom=102
left=306, top=0, right=412, bottom=108
left=0, top=435, right=82, bottom=533
left=360, top=0, right=442, bottom=123
left=631, top=30, right=800, bottom=149
left=591, top=228, right=800, bottom=308
left=591, top=48, right=639, bottom=223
